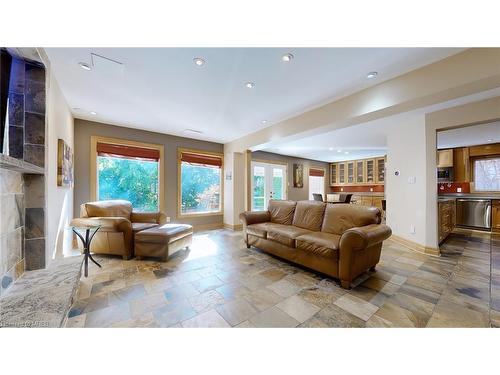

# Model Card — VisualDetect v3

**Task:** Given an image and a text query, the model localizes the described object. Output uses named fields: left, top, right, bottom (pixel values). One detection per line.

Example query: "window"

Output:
left=474, top=158, right=500, bottom=191
left=309, top=168, right=325, bottom=200
left=178, top=149, right=223, bottom=216
left=91, top=136, right=164, bottom=212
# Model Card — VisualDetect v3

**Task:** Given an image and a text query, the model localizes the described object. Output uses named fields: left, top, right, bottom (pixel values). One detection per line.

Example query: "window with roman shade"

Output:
left=309, top=168, right=325, bottom=200
left=94, top=138, right=163, bottom=212
left=178, top=149, right=223, bottom=216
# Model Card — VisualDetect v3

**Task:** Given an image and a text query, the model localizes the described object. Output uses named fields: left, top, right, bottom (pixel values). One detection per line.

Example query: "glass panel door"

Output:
left=251, top=162, right=287, bottom=210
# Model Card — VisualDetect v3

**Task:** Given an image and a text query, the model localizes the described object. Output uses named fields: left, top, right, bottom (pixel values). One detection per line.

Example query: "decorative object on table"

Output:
left=72, top=225, right=102, bottom=277
left=293, top=163, right=303, bottom=188
left=57, top=138, right=74, bottom=187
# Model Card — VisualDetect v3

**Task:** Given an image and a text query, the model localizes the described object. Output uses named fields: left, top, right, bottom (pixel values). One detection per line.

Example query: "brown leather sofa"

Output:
left=71, top=200, right=167, bottom=260
left=239, top=200, right=392, bottom=289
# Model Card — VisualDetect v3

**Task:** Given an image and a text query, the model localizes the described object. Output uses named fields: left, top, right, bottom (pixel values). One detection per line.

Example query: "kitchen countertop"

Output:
left=438, top=193, right=500, bottom=200
left=332, top=192, right=385, bottom=197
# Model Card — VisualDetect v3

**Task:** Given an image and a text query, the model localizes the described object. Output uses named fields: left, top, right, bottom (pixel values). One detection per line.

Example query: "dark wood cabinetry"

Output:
left=438, top=199, right=456, bottom=243
left=493, top=200, right=500, bottom=233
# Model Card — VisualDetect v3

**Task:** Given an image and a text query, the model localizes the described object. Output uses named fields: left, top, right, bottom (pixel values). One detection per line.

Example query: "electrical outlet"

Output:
left=457, top=187, right=462, bottom=193
left=410, top=225, right=416, bottom=234
left=166, top=217, right=171, bottom=223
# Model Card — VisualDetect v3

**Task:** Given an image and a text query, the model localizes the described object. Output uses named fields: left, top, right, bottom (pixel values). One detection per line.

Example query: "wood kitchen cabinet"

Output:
left=338, top=163, right=345, bottom=184
left=347, top=161, right=354, bottom=184
left=356, top=160, right=364, bottom=183
left=453, top=147, right=470, bottom=182
left=438, top=199, right=456, bottom=243
left=437, top=149, right=453, bottom=168
left=376, top=157, right=385, bottom=183
left=493, top=200, right=500, bottom=233
left=330, top=163, right=338, bottom=185
left=365, top=159, right=375, bottom=183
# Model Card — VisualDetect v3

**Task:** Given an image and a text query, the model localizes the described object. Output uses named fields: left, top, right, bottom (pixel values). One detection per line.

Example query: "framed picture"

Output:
left=57, top=139, right=74, bottom=187
left=293, top=163, right=303, bottom=188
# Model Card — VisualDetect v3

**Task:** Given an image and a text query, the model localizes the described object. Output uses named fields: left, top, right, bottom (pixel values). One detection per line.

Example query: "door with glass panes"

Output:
left=251, top=162, right=287, bottom=211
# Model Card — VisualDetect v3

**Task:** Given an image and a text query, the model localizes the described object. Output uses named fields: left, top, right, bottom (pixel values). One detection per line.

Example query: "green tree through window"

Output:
left=98, top=156, right=159, bottom=212
left=181, top=163, right=221, bottom=214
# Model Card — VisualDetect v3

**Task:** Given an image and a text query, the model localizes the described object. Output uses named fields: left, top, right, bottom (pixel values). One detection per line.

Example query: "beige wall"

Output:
left=251, top=151, right=329, bottom=201
left=73, top=119, right=224, bottom=228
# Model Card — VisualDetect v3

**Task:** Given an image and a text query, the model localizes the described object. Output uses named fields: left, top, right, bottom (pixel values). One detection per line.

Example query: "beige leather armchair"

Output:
left=71, top=200, right=167, bottom=260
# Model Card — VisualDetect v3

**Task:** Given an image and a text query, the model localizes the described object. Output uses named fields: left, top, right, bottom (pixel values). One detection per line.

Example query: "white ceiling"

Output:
left=45, top=48, right=464, bottom=143
left=437, top=121, right=500, bottom=149
left=263, top=88, right=500, bottom=162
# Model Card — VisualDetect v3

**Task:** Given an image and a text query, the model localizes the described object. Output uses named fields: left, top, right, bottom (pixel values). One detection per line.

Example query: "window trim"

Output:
left=90, top=135, right=165, bottom=212
left=177, top=147, right=224, bottom=218
left=471, top=156, right=500, bottom=193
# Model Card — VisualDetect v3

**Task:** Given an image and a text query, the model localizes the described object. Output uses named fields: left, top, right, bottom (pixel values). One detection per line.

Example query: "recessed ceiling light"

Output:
left=281, top=53, right=294, bottom=62
left=345, top=151, right=349, bottom=154
left=193, top=57, right=205, bottom=66
left=90, top=111, right=97, bottom=115
left=366, top=71, right=378, bottom=79
left=245, top=82, right=255, bottom=89
left=487, top=139, right=494, bottom=142
left=78, top=62, right=91, bottom=71
left=337, top=150, right=342, bottom=153
left=328, top=147, right=334, bottom=151
left=261, top=120, right=268, bottom=124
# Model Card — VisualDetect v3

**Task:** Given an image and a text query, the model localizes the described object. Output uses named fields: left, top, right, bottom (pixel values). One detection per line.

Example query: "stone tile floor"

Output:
left=66, top=229, right=500, bottom=328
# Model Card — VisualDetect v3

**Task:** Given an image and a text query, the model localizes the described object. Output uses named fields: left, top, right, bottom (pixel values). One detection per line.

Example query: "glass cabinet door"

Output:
left=330, top=163, right=337, bottom=185
left=356, top=161, right=364, bottom=183
left=338, top=163, right=345, bottom=184
left=347, top=162, right=354, bottom=184
left=366, top=159, right=374, bottom=183
left=376, top=158, right=385, bottom=183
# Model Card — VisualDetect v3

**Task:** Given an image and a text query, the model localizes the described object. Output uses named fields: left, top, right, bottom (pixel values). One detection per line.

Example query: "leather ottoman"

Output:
left=134, top=224, right=193, bottom=261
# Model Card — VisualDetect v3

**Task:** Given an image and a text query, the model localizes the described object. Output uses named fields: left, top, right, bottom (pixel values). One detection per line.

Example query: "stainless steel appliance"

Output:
left=456, top=199, right=491, bottom=230
left=437, top=167, right=454, bottom=183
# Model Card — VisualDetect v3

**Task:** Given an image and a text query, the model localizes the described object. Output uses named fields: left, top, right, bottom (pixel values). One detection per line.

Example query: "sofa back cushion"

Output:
left=321, top=203, right=381, bottom=235
left=268, top=200, right=297, bottom=225
left=292, top=201, right=326, bottom=231
left=83, top=200, right=133, bottom=220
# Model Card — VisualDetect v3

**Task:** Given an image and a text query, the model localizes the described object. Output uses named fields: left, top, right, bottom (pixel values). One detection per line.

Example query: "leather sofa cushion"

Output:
left=268, top=200, right=297, bottom=225
left=267, top=225, right=310, bottom=247
left=321, top=203, right=381, bottom=235
left=132, top=222, right=159, bottom=233
left=135, top=224, right=193, bottom=244
left=245, top=222, right=287, bottom=239
left=292, top=201, right=326, bottom=231
left=296, top=232, right=340, bottom=259
left=84, top=200, right=133, bottom=220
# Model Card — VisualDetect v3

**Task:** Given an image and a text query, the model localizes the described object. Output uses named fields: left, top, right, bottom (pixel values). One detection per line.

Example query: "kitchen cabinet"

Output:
left=437, top=149, right=453, bottom=168
left=376, top=157, right=385, bottom=183
left=365, top=159, right=375, bottom=183
left=330, top=163, right=338, bottom=185
left=356, top=161, right=364, bottom=183
left=438, top=199, right=456, bottom=243
left=338, top=163, right=345, bottom=184
left=347, top=161, right=354, bottom=184
left=453, top=147, right=470, bottom=182
left=493, top=200, right=500, bottom=233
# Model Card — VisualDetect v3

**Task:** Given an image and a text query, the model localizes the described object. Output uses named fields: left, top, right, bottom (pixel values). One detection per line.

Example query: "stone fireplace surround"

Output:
left=0, top=51, right=47, bottom=296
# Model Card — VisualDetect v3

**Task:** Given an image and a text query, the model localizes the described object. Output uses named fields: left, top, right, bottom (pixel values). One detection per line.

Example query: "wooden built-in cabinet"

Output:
left=352, top=195, right=384, bottom=211
left=438, top=199, right=456, bottom=243
left=437, top=149, right=453, bottom=168
left=493, top=200, right=500, bottom=234
left=330, top=155, right=385, bottom=186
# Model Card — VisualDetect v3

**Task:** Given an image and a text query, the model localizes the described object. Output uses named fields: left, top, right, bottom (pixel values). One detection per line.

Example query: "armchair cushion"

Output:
left=82, top=200, right=132, bottom=219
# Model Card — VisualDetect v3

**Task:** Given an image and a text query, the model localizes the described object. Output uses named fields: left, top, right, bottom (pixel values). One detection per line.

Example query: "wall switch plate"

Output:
left=410, top=225, right=416, bottom=234
left=166, top=217, right=171, bottom=223
left=408, top=176, right=416, bottom=184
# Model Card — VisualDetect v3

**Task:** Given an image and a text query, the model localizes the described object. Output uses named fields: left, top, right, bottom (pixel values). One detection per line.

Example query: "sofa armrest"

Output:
left=70, top=217, right=132, bottom=232
left=340, top=224, right=392, bottom=251
left=239, top=211, right=271, bottom=226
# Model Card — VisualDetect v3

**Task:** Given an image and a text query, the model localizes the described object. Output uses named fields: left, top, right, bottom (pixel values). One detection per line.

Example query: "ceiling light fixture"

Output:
left=487, top=139, right=494, bottom=142
left=78, top=62, right=91, bottom=71
left=261, top=120, right=268, bottom=124
left=337, top=150, right=342, bottom=153
left=193, top=57, right=205, bottom=66
left=345, top=151, right=349, bottom=154
left=281, top=53, right=294, bottom=62
left=245, top=82, right=255, bottom=89
left=366, top=71, right=378, bottom=79
left=328, top=147, right=334, bottom=151
left=90, top=111, right=97, bottom=115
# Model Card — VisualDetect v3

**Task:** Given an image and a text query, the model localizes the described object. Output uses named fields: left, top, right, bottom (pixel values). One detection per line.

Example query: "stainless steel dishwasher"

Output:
left=456, top=199, right=492, bottom=230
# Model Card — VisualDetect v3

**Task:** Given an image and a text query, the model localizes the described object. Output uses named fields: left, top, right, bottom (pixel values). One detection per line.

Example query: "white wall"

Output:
left=223, top=151, right=245, bottom=226
left=385, top=114, right=430, bottom=247
left=42, top=52, right=74, bottom=262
